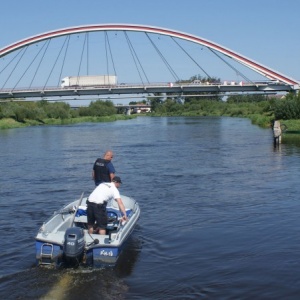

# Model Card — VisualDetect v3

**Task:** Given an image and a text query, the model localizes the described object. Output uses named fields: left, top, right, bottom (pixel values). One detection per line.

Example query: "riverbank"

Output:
left=0, top=115, right=136, bottom=129
left=279, top=119, right=300, bottom=132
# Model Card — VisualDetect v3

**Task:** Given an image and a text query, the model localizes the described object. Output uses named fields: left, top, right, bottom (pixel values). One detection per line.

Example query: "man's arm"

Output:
left=109, top=173, right=115, bottom=181
left=116, top=198, right=127, bottom=220
left=107, top=162, right=115, bottom=182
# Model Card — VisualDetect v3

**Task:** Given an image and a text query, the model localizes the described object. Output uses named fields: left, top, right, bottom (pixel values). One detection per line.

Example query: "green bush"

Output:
left=88, top=100, right=116, bottom=116
left=273, top=92, right=300, bottom=120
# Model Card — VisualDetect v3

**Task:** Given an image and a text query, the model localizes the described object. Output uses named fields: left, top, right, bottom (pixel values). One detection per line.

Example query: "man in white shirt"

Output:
left=87, top=176, right=127, bottom=235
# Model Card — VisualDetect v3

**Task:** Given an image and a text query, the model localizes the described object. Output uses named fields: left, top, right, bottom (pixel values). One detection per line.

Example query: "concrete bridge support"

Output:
left=273, top=120, right=282, bottom=145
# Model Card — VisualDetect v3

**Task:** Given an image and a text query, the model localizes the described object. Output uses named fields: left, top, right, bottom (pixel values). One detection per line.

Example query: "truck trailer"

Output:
left=61, top=75, right=117, bottom=87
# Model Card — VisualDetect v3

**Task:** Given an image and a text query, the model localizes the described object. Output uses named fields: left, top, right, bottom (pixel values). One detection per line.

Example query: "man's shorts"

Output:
left=86, top=202, right=108, bottom=229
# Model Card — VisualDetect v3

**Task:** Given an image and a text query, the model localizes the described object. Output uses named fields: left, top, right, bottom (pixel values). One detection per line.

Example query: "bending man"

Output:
left=87, top=176, right=127, bottom=235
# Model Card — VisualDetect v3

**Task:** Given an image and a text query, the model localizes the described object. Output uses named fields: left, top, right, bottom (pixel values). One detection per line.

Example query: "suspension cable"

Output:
left=171, top=37, right=212, bottom=79
left=124, top=31, right=150, bottom=84
left=208, top=48, right=253, bottom=83
left=28, top=42, right=48, bottom=88
left=76, top=33, right=88, bottom=85
left=105, top=31, right=117, bottom=77
left=27, top=39, right=51, bottom=90
left=105, top=32, right=109, bottom=76
left=86, top=32, right=89, bottom=75
left=58, top=35, right=70, bottom=87
left=1, top=46, right=28, bottom=90
left=43, top=37, right=71, bottom=89
left=0, top=50, right=23, bottom=77
left=146, top=33, right=180, bottom=82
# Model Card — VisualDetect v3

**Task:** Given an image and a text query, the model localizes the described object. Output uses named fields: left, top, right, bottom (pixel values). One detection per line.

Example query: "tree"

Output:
left=88, top=100, right=116, bottom=116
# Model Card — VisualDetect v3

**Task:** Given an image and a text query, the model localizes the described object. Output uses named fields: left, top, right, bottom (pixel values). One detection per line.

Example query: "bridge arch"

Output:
left=0, top=24, right=298, bottom=86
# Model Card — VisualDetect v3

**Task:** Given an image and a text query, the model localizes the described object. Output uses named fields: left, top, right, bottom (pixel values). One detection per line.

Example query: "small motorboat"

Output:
left=35, top=193, right=140, bottom=267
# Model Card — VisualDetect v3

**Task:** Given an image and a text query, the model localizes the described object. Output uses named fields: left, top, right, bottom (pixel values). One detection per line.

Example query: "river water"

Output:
left=1, top=116, right=300, bottom=299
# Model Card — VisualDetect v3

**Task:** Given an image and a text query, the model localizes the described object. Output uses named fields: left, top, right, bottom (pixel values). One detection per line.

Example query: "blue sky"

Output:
left=1, top=0, right=299, bottom=84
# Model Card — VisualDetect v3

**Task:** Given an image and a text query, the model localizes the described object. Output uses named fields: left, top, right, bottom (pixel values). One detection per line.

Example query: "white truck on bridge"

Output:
left=61, top=75, right=117, bottom=87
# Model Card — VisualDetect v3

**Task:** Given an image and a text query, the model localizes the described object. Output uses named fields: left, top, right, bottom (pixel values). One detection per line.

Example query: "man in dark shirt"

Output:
left=92, top=150, right=116, bottom=186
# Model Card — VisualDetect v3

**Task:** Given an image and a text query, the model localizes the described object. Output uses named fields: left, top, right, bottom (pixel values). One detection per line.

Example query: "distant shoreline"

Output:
left=0, top=115, right=137, bottom=130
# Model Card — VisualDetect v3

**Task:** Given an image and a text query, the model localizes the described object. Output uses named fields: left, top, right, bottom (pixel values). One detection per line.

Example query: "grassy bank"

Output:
left=278, top=119, right=300, bottom=145
left=280, top=119, right=300, bottom=132
left=0, top=115, right=136, bottom=130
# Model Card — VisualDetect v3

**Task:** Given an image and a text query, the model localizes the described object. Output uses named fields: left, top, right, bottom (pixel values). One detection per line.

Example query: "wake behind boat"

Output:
left=35, top=193, right=140, bottom=267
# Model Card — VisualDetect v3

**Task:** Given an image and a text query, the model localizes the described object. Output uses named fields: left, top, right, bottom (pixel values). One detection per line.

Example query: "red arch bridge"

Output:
left=0, top=24, right=298, bottom=102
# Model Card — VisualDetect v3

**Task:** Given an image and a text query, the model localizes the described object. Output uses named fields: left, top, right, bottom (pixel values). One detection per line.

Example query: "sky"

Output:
left=0, top=0, right=299, bottom=103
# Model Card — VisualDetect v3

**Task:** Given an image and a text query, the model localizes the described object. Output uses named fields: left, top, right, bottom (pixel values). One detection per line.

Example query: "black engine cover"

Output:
left=63, top=227, right=85, bottom=259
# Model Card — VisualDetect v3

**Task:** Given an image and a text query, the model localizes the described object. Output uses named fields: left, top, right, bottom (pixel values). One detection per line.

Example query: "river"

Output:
left=1, top=116, right=300, bottom=299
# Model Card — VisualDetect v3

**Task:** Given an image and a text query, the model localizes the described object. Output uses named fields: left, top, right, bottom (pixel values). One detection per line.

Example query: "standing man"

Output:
left=87, top=176, right=127, bottom=235
left=92, top=150, right=115, bottom=186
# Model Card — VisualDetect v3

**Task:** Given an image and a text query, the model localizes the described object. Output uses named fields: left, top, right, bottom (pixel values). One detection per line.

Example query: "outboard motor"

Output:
left=63, top=227, right=85, bottom=265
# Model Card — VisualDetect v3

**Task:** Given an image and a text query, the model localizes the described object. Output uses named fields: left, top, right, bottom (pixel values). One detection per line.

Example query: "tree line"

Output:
left=0, top=99, right=117, bottom=123
left=149, top=91, right=300, bottom=123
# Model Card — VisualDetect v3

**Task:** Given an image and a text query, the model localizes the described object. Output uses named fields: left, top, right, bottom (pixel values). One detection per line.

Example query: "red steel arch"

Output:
left=0, top=24, right=298, bottom=86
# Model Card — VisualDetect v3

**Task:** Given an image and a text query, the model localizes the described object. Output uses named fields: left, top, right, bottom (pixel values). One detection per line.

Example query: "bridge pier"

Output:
left=273, top=120, right=282, bottom=146
left=125, top=108, right=131, bottom=115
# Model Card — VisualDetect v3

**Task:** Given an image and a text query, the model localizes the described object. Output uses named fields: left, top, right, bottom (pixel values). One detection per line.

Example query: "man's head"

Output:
left=112, top=176, right=122, bottom=186
left=104, top=150, right=114, bottom=161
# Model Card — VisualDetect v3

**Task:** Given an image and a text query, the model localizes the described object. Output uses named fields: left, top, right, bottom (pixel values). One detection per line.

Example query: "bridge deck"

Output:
left=0, top=83, right=295, bottom=100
